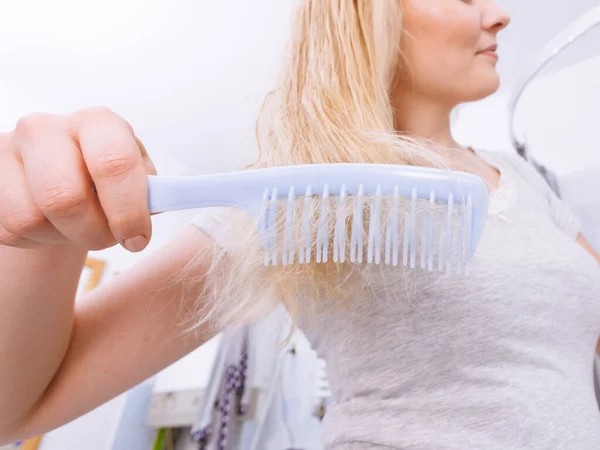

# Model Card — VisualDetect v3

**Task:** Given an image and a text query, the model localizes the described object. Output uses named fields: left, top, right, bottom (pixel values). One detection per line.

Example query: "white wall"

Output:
left=0, top=0, right=294, bottom=175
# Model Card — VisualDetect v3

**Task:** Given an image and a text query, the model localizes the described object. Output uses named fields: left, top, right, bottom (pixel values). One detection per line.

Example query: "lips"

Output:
left=478, top=44, right=498, bottom=54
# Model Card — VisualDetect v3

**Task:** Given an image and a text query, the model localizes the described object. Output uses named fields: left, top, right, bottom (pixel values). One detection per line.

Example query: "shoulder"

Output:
left=475, top=149, right=530, bottom=176
left=190, top=206, right=238, bottom=230
left=190, top=207, right=250, bottom=252
left=476, top=149, right=581, bottom=240
left=475, top=149, right=553, bottom=196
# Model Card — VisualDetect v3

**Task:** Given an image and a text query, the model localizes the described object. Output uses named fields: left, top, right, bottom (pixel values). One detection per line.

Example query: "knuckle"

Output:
left=2, top=209, right=46, bottom=236
left=14, top=113, right=57, bottom=139
left=86, top=106, right=115, bottom=116
left=74, top=107, right=133, bottom=132
left=92, top=152, right=139, bottom=179
left=39, top=181, right=86, bottom=218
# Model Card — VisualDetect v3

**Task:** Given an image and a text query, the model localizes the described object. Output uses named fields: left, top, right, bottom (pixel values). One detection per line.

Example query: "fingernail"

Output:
left=122, top=235, right=148, bottom=253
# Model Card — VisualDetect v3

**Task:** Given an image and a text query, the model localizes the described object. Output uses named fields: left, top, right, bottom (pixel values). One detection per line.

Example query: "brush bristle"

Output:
left=258, top=185, right=473, bottom=275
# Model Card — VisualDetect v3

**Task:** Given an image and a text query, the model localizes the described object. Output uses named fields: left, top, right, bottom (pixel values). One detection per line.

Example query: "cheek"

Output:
left=401, top=2, right=482, bottom=83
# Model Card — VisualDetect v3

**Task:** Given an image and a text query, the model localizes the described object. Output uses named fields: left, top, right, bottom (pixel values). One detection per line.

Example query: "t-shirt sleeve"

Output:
left=507, top=154, right=581, bottom=240
left=189, top=207, right=246, bottom=252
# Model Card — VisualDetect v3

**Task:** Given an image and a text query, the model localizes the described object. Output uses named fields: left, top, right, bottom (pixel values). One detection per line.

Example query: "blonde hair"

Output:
left=184, top=0, right=456, bottom=334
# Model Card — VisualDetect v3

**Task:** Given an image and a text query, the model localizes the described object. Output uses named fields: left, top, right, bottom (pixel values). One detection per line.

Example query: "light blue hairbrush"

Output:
left=147, top=164, right=488, bottom=275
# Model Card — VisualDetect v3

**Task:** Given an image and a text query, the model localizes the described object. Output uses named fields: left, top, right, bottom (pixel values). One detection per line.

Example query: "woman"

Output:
left=0, top=0, right=599, bottom=448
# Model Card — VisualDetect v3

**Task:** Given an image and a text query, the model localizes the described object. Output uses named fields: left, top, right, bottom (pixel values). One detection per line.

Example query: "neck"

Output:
left=392, top=89, right=460, bottom=150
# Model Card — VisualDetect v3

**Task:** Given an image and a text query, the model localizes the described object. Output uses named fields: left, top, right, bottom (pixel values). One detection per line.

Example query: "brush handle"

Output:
left=147, top=164, right=488, bottom=214
left=147, top=173, right=254, bottom=213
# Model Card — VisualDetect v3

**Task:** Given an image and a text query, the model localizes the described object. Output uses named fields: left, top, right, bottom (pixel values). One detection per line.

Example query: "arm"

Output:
left=0, top=226, right=217, bottom=444
left=0, top=243, right=87, bottom=437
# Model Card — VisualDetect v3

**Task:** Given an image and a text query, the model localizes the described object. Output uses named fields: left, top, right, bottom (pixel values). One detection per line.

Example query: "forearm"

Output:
left=0, top=244, right=87, bottom=433
left=2, top=227, right=216, bottom=444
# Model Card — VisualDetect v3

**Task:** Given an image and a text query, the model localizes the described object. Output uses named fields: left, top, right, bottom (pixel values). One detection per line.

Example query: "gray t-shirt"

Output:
left=190, top=150, right=600, bottom=449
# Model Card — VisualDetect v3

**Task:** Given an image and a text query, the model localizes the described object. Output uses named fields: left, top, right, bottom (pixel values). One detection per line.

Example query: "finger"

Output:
left=0, top=148, right=66, bottom=245
left=0, top=224, right=44, bottom=249
left=134, top=135, right=161, bottom=216
left=71, top=107, right=152, bottom=252
left=14, top=113, right=117, bottom=250
left=135, top=135, right=158, bottom=176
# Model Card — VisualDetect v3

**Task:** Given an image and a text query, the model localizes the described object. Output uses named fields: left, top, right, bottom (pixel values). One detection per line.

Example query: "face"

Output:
left=397, top=0, right=510, bottom=105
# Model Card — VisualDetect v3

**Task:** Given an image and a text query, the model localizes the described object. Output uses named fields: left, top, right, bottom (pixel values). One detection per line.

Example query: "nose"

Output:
left=483, top=1, right=511, bottom=33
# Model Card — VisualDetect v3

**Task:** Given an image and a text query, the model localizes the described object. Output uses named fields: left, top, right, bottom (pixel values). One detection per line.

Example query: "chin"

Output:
left=463, top=73, right=501, bottom=102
